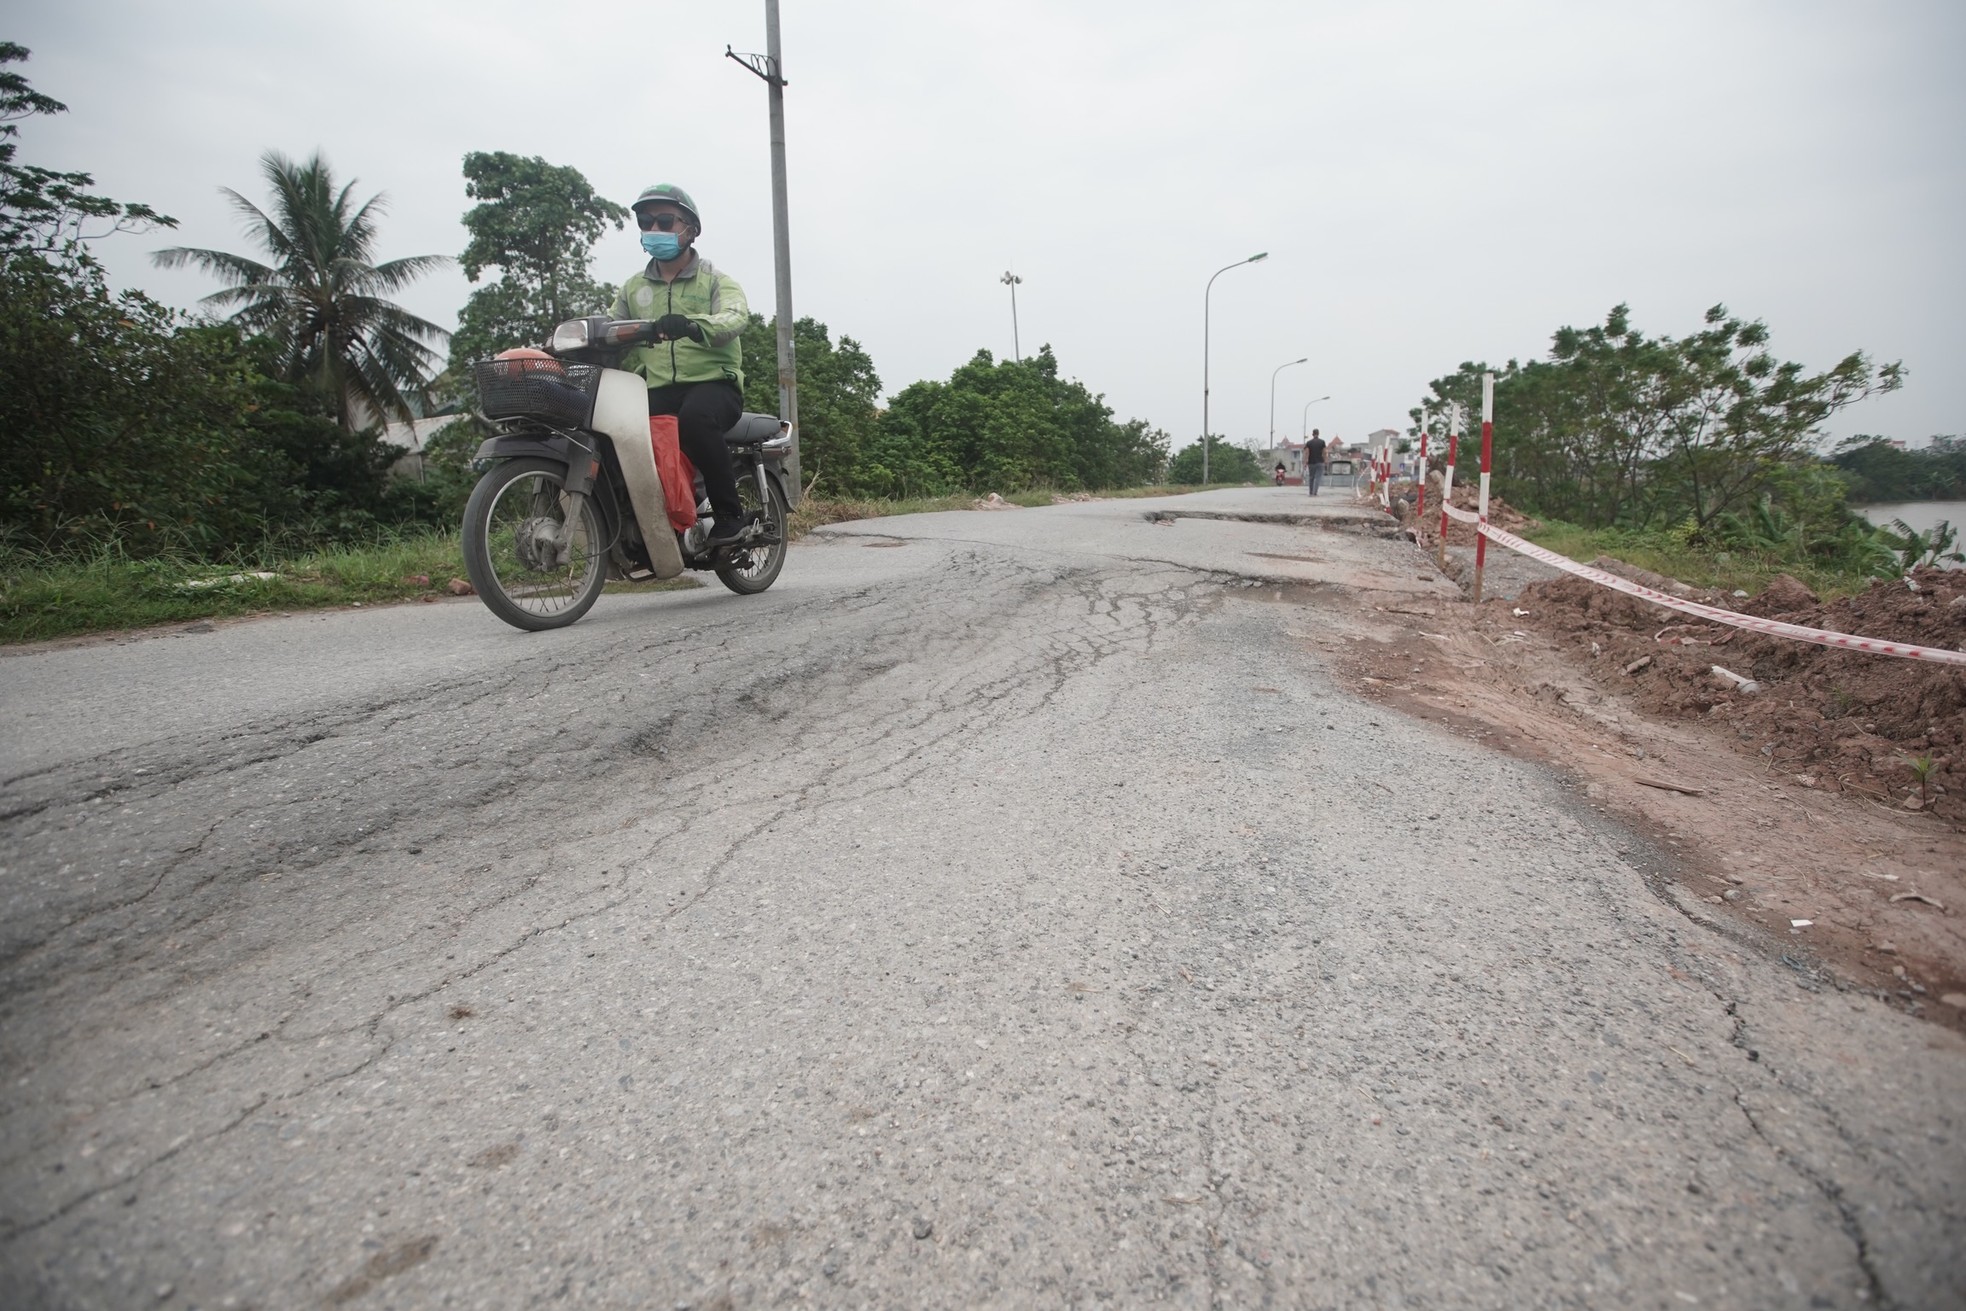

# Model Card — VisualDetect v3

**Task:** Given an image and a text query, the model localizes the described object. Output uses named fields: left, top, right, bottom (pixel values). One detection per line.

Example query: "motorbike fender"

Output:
left=473, top=432, right=627, bottom=554
left=760, top=462, right=792, bottom=511
left=473, top=432, right=583, bottom=463
left=589, top=369, right=684, bottom=579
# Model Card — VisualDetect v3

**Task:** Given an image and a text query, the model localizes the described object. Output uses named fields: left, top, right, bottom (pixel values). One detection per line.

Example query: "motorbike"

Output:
left=459, top=315, right=793, bottom=631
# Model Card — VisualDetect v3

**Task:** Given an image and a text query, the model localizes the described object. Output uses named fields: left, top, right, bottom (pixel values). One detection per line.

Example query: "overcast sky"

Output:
left=11, top=1, right=1963, bottom=452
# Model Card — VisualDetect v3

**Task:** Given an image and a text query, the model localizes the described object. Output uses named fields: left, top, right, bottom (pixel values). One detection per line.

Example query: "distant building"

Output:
left=380, top=415, right=465, bottom=480
left=1257, top=436, right=1369, bottom=487
left=1257, top=437, right=1310, bottom=483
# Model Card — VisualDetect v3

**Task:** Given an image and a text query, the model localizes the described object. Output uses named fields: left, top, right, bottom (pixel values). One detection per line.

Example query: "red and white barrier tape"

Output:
left=1462, top=520, right=1966, bottom=666
left=1441, top=503, right=1479, bottom=524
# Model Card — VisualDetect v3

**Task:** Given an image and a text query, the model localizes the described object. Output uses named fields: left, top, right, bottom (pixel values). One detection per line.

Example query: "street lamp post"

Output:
left=1268, top=357, right=1307, bottom=449
left=1300, top=394, right=1330, bottom=437
left=1000, top=271, right=1022, bottom=362
left=1202, top=251, right=1268, bottom=484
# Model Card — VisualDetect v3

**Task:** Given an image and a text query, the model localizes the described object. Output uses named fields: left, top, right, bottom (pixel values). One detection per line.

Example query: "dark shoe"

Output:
left=703, top=510, right=760, bottom=548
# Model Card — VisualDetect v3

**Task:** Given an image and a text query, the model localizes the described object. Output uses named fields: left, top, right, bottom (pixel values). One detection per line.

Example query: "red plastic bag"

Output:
left=648, top=415, right=698, bottom=532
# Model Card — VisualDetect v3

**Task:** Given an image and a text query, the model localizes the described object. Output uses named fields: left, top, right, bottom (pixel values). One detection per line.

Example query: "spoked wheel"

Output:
left=461, top=458, right=608, bottom=631
left=713, top=467, right=789, bottom=595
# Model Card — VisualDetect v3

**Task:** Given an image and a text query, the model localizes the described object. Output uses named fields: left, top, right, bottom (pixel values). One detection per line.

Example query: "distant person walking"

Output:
left=1303, top=429, right=1328, bottom=497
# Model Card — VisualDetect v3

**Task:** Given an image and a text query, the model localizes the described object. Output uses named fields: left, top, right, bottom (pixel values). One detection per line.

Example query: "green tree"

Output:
left=0, top=43, right=173, bottom=260
left=1168, top=438, right=1260, bottom=484
left=448, top=151, right=627, bottom=371
left=154, top=150, right=449, bottom=429
left=0, top=258, right=255, bottom=553
left=0, top=49, right=241, bottom=554
left=739, top=314, right=881, bottom=496
left=1832, top=435, right=1966, bottom=503
left=871, top=347, right=1167, bottom=497
left=1410, top=305, right=1903, bottom=534
left=1655, top=305, right=1901, bottom=531
left=0, top=52, right=417, bottom=557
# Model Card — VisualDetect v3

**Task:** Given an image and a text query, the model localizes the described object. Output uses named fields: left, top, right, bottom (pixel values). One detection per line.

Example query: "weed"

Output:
left=5, top=483, right=1208, bottom=643
left=1523, top=520, right=1884, bottom=600
left=1900, top=752, right=1938, bottom=805
left=1879, top=518, right=1965, bottom=573
left=0, top=532, right=471, bottom=644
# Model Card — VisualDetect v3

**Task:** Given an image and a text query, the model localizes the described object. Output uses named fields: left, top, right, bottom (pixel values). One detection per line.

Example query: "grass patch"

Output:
left=2, top=531, right=475, bottom=645
left=1521, top=521, right=1880, bottom=599
left=4, top=481, right=1251, bottom=644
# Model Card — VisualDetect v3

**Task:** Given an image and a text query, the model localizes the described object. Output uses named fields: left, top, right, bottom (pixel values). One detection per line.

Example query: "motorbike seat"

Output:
left=722, top=412, right=786, bottom=446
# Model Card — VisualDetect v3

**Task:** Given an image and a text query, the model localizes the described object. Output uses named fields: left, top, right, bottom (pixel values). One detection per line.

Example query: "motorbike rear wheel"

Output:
left=461, top=457, right=608, bottom=631
left=713, top=467, right=789, bottom=595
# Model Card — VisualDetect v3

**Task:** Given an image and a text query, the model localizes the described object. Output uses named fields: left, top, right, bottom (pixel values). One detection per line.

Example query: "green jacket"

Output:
left=610, top=253, right=748, bottom=389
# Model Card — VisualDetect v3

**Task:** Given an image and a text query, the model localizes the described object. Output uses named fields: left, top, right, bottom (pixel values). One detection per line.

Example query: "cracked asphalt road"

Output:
left=2, top=488, right=1961, bottom=1310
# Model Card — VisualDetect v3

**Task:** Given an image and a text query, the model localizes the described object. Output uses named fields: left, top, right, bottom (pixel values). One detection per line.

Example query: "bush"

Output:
left=1167, top=438, right=1261, bottom=485
left=0, top=255, right=260, bottom=554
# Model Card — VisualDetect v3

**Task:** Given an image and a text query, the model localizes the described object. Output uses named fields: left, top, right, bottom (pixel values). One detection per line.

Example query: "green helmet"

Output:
left=632, top=183, right=701, bottom=231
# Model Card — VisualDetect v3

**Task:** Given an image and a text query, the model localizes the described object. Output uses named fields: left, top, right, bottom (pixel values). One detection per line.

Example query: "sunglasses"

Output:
left=637, top=212, right=687, bottom=232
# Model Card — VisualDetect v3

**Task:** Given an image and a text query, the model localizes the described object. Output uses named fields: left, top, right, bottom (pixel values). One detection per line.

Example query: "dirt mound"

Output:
left=1408, top=475, right=1540, bottom=547
left=1738, top=572, right=1819, bottom=615
left=1513, top=567, right=1966, bottom=822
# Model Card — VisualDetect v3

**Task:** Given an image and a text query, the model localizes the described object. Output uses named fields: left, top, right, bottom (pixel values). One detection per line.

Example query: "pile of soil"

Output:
left=1512, top=568, right=1966, bottom=822
left=1404, top=475, right=1540, bottom=548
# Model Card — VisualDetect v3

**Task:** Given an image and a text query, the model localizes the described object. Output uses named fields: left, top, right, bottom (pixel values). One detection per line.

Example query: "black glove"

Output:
left=652, top=314, right=704, bottom=343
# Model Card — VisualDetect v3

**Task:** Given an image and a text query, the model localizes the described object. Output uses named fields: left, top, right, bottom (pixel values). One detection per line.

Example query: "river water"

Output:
left=1857, top=500, right=1966, bottom=536
left=1857, top=500, right=1966, bottom=567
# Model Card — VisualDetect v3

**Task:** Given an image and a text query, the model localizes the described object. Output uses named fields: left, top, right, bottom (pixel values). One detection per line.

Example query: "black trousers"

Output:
left=648, top=380, right=744, bottom=522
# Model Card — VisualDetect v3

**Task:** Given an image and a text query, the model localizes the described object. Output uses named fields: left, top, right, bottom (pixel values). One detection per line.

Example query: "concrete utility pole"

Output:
left=1000, top=271, right=1023, bottom=362
left=727, top=0, right=800, bottom=500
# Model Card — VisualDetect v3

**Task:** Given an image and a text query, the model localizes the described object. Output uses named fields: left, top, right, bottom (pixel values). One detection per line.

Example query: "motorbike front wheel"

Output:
left=461, top=457, right=608, bottom=631
left=713, top=467, right=790, bottom=595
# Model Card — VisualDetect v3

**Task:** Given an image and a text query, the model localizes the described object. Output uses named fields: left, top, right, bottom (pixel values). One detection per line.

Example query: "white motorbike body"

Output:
left=588, top=367, right=685, bottom=579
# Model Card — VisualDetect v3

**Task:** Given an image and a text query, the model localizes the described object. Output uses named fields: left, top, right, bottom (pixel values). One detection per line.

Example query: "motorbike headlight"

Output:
left=548, top=318, right=594, bottom=353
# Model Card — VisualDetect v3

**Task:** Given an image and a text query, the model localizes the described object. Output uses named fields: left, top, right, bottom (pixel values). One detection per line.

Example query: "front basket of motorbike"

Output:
left=473, top=359, right=603, bottom=427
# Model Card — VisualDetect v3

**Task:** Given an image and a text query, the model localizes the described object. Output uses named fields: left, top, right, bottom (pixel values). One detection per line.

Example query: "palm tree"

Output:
left=154, top=150, right=449, bottom=429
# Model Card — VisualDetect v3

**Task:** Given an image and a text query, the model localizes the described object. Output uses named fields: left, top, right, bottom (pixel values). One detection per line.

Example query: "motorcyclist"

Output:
left=611, top=183, right=756, bottom=547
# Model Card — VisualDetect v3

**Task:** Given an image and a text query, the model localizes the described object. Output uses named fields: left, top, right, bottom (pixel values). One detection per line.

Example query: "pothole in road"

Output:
left=1142, top=509, right=1405, bottom=539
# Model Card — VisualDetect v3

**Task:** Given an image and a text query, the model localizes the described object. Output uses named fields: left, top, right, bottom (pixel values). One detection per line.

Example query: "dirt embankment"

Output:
left=1518, top=568, right=1966, bottom=821
left=1310, top=516, right=1966, bottom=1031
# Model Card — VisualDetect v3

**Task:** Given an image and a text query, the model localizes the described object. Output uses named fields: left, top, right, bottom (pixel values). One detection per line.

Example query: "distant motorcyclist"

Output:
left=611, top=183, right=755, bottom=546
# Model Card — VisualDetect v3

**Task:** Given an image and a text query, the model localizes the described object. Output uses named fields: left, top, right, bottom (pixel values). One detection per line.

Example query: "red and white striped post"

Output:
left=1415, top=407, right=1430, bottom=527
left=1472, top=374, right=1495, bottom=603
left=1438, top=402, right=1460, bottom=567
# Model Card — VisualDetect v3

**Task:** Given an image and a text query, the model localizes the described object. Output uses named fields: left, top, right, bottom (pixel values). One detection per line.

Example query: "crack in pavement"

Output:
left=3, top=516, right=1958, bottom=1306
